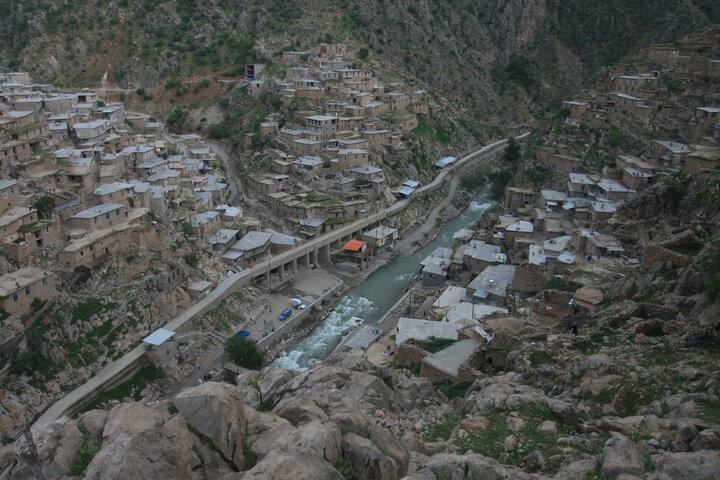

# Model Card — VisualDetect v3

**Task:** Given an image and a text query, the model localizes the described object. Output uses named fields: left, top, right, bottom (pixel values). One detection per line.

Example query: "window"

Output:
left=12, top=293, right=18, bottom=301
left=2, top=192, right=6, bottom=199
left=105, top=213, right=110, bottom=220
left=42, top=278, right=47, bottom=286
left=25, top=287, right=30, bottom=295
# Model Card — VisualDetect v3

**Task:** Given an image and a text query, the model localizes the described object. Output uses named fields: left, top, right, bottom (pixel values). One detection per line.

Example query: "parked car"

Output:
left=234, top=330, right=250, bottom=338
left=279, top=308, right=292, bottom=321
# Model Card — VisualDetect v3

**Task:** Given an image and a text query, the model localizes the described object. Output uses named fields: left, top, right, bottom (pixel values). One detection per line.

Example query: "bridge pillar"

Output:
left=292, top=257, right=298, bottom=273
left=310, top=249, right=318, bottom=265
left=320, top=244, right=330, bottom=262
left=302, top=252, right=311, bottom=268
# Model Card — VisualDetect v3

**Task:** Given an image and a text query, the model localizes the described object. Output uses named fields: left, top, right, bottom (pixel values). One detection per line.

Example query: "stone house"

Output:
left=683, top=146, right=720, bottom=175
left=231, top=231, right=272, bottom=265
left=651, top=140, right=690, bottom=168
left=503, top=187, right=536, bottom=214
left=567, top=173, right=596, bottom=196
left=0, top=267, right=56, bottom=317
left=549, top=154, right=582, bottom=174
left=0, top=180, right=20, bottom=214
left=192, top=211, right=221, bottom=241
left=463, top=240, right=506, bottom=276
left=362, top=225, right=398, bottom=254
left=335, top=149, right=368, bottom=172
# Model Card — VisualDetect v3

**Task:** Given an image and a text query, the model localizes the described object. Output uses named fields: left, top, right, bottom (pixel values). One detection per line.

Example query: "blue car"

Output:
left=234, top=330, right=250, bottom=338
left=279, top=308, right=292, bottom=321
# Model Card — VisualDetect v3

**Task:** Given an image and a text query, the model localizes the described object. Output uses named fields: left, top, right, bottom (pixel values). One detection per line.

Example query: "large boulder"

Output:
left=85, top=416, right=200, bottom=480
left=652, top=450, right=720, bottom=480
left=418, top=453, right=551, bottom=479
left=242, top=449, right=343, bottom=479
left=77, top=409, right=109, bottom=440
left=102, top=402, right=166, bottom=443
left=601, top=435, right=645, bottom=478
left=273, top=396, right=329, bottom=425
left=173, top=381, right=247, bottom=470
left=342, top=432, right=401, bottom=480
left=10, top=418, right=83, bottom=480
left=257, top=367, right=296, bottom=403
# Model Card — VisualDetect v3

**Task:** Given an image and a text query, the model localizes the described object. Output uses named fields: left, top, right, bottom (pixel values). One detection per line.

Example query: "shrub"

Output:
left=181, top=221, right=194, bottom=236
left=503, top=137, right=521, bottom=163
left=184, top=253, right=199, bottom=267
left=33, top=196, right=56, bottom=219
left=545, top=276, right=571, bottom=291
left=74, top=265, right=92, bottom=284
left=69, top=434, right=101, bottom=476
left=225, top=336, right=264, bottom=369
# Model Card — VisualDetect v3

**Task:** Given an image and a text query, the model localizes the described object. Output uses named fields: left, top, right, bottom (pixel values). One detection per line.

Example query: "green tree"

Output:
left=184, top=253, right=198, bottom=267
left=74, top=265, right=92, bottom=284
left=33, top=196, right=56, bottom=219
left=181, top=222, right=194, bottom=236
left=225, top=336, right=264, bottom=369
left=503, top=137, right=521, bottom=163
left=357, top=48, right=369, bottom=60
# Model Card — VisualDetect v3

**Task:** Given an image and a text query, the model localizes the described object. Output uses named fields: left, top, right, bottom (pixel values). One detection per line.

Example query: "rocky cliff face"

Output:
left=1, top=1, right=717, bottom=118
left=3, top=337, right=720, bottom=479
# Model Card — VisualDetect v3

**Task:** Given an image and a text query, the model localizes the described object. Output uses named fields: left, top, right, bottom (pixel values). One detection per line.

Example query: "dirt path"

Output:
left=207, top=140, right=243, bottom=205
left=396, top=175, right=460, bottom=254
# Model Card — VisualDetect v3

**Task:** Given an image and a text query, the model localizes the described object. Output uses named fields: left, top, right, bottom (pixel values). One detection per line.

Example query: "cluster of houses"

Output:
left=380, top=33, right=720, bottom=384
left=0, top=72, right=269, bottom=317
left=242, top=42, right=436, bottom=236
left=560, top=31, right=720, bottom=174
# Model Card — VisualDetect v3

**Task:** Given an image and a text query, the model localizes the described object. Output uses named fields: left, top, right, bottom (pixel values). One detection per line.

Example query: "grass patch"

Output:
left=422, top=411, right=463, bottom=442
left=78, top=365, right=160, bottom=414
left=419, top=336, right=457, bottom=353
left=72, top=298, right=116, bottom=324
left=435, top=380, right=473, bottom=400
left=243, top=442, right=257, bottom=470
left=529, top=350, right=553, bottom=365
left=69, top=433, right=101, bottom=476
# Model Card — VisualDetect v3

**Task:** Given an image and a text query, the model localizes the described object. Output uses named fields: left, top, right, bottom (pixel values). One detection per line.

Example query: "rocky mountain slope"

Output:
left=2, top=1, right=718, bottom=120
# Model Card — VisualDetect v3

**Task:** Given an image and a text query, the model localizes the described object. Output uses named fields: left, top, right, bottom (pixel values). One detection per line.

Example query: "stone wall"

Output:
left=396, top=343, right=427, bottom=366
left=642, top=244, right=691, bottom=269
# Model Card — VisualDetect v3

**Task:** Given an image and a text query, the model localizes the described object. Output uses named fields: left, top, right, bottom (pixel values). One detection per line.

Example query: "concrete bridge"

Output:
left=32, top=134, right=525, bottom=432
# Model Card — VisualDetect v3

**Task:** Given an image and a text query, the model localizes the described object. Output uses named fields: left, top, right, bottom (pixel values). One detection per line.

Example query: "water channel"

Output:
left=272, top=185, right=496, bottom=370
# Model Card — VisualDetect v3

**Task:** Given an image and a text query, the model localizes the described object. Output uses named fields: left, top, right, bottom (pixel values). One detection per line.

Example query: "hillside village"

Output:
left=0, top=41, right=453, bottom=441
left=1, top=26, right=720, bottom=480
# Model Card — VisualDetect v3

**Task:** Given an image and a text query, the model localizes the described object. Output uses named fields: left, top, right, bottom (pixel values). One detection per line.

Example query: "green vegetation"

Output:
left=69, top=434, right=101, bottom=476
left=72, top=298, right=116, bottom=324
left=33, top=196, right=56, bottom=219
left=184, top=253, right=199, bottom=267
left=491, top=54, right=535, bottom=91
left=434, top=380, right=473, bottom=400
left=243, top=442, right=257, bottom=470
left=74, top=265, right=92, bottom=284
left=488, top=170, right=514, bottom=200
left=544, top=276, right=571, bottom=291
left=702, top=239, right=720, bottom=300
left=181, top=221, right=194, bottom=236
left=418, top=336, right=457, bottom=353
left=225, top=336, right=264, bottom=369
left=503, top=137, right=521, bottom=163
left=79, top=365, right=160, bottom=413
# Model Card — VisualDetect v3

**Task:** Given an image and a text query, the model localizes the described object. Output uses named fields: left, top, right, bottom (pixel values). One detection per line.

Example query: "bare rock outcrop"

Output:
left=85, top=416, right=200, bottom=480
left=173, top=381, right=247, bottom=470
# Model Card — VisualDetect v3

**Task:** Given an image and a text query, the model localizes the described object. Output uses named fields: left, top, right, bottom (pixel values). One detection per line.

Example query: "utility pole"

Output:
left=15, top=425, right=47, bottom=480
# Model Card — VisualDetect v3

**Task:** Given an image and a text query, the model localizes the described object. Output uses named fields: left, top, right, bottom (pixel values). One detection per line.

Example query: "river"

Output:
left=271, top=185, right=496, bottom=370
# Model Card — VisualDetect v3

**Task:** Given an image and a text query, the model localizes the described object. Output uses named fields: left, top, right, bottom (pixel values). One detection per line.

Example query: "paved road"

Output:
left=32, top=133, right=528, bottom=432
